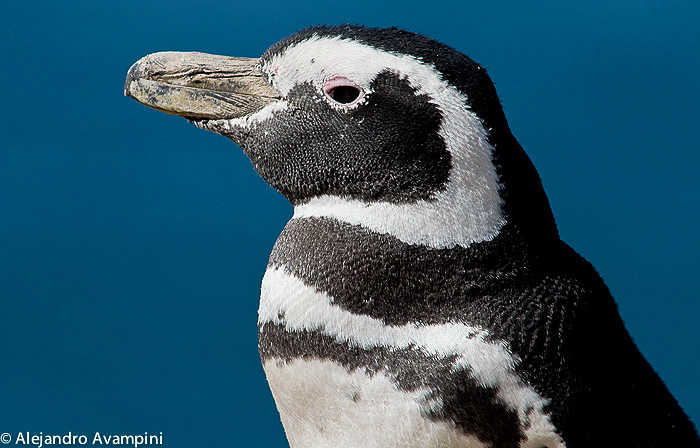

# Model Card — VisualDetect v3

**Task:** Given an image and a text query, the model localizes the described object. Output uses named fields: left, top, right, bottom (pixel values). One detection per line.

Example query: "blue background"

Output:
left=1, top=1, right=698, bottom=446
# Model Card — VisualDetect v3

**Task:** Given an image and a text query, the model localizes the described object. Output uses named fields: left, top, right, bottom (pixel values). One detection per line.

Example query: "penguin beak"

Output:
left=124, top=52, right=281, bottom=120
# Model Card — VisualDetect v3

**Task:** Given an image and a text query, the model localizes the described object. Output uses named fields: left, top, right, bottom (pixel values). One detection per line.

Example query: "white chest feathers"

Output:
left=258, top=265, right=566, bottom=448
left=264, top=358, right=486, bottom=448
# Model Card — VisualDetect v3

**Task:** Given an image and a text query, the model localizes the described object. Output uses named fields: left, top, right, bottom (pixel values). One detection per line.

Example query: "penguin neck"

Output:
left=267, top=216, right=552, bottom=326
left=491, top=131, right=560, bottom=246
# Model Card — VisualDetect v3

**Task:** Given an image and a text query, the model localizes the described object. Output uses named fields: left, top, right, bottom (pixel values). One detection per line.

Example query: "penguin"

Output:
left=125, top=25, right=700, bottom=448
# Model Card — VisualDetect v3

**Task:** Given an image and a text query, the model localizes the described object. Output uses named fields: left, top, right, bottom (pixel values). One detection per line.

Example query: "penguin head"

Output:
left=126, top=25, right=557, bottom=248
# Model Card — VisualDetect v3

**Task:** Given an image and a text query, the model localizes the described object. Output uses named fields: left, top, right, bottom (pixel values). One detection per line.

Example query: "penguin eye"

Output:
left=329, top=86, right=360, bottom=103
left=323, top=77, right=364, bottom=106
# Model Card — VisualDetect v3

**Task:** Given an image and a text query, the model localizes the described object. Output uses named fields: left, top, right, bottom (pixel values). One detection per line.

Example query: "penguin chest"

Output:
left=262, top=357, right=485, bottom=448
left=257, top=266, right=565, bottom=448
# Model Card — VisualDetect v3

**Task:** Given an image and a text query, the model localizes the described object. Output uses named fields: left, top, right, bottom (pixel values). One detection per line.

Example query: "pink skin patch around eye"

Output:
left=322, top=77, right=365, bottom=105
